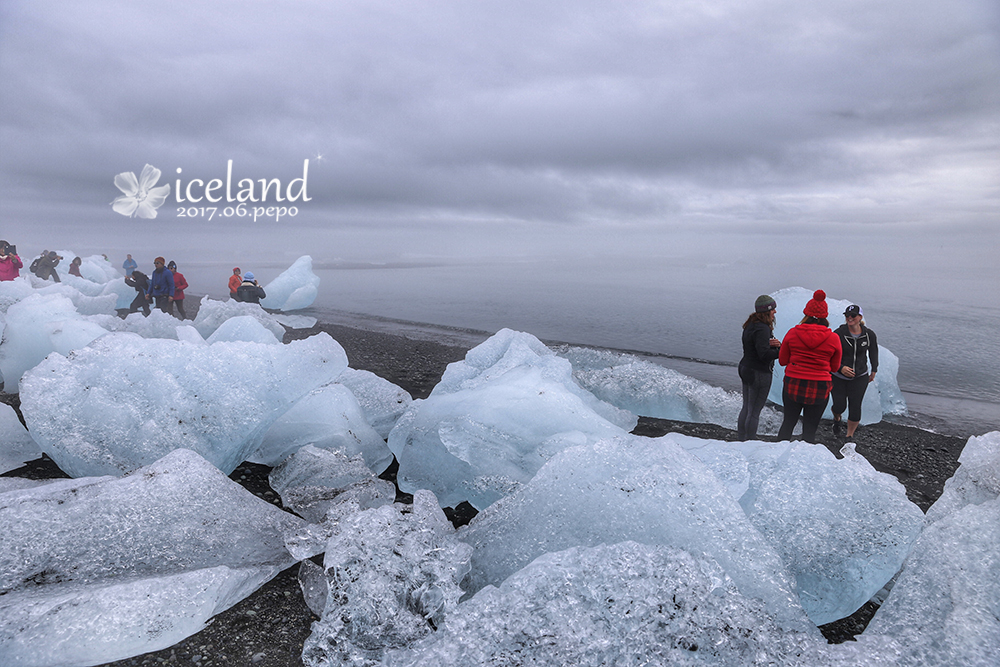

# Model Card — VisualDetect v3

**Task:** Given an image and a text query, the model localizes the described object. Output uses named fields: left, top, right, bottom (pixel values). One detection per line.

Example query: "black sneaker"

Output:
left=832, top=420, right=843, bottom=434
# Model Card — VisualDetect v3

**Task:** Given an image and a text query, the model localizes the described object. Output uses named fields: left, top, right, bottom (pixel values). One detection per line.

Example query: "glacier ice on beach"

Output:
left=459, top=433, right=815, bottom=633
left=206, top=314, right=282, bottom=344
left=769, top=287, right=906, bottom=423
left=924, top=431, right=1000, bottom=524
left=559, top=345, right=784, bottom=432
left=268, top=445, right=396, bottom=523
left=338, top=367, right=413, bottom=439
left=0, top=449, right=308, bottom=667
left=302, top=490, right=473, bottom=667
left=260, top=255, right=320, bottom=311
left=673, top=435, right=924, bottom=625
left=0, top=292, right=110, bottom=388
left=20, top=332, right=348, bottom=477
left=191, top=295, right=287, bottom=340
left=251, top=380, right=393, bottom=472
left=383, top=542, right=864, bottom=667
left=864, top=492, right=1000, bottom=666
left=387, top=329, right=637, bottom=510
left=0, top=402, right=40, bottom=474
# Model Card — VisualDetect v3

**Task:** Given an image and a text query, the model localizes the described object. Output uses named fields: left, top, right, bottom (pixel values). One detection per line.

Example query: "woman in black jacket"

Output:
left=831, top=304, right=878, bottom=439
left=737, top=295, right=781, bottom=440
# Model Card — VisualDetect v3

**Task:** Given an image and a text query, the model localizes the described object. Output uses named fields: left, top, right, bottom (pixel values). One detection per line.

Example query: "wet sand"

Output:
left=1, top=317, right=969, bottom=665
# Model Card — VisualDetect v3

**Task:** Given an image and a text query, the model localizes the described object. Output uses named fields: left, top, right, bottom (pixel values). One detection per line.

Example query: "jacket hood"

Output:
left=791, top=323, right=834, bottom=349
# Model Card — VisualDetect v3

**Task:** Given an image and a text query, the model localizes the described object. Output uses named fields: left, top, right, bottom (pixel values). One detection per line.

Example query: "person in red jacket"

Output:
left=228, top=267, right=242, bottom=300
left=167, top=260, right=189, bottom=320
left=777, top=290, right=842, bottom=443
left=0, top=241, right=23, bottom=281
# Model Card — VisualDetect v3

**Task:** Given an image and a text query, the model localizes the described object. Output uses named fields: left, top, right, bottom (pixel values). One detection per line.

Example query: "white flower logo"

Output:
left=111, top=164, right=171, bottom=218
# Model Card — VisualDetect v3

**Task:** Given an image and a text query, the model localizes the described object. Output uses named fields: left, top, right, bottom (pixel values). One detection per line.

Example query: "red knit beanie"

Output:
left=803, top=290, right=828, bottom=318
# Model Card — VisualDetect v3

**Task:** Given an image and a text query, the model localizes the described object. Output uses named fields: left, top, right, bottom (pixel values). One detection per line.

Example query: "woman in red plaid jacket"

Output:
left=776, top=290, right=842, bottom=443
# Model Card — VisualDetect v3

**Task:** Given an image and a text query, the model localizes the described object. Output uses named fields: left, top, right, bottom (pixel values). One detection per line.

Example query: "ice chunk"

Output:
left=338, top=367, right=412, bottom=439
left=0, top=292, right=110, bottom=390
left=769, top=287, right=906, bottom=422
left=560, top=345, right=784, bottom=432
left=191, top=295, right=286, bottom=340
left=0, top=403, right=41, bottom=474
left=925, top=431, right=1000, bottom=524
left=675, top=435, right=924, bottom=625
left=865, top=495, right=1000, bottom=666
left=388, top=329, right=636, bottom=510
left=0, top=275, right=35, bottom=313
left=89, top=308, right=189, bottom=340
left=268, top=445, right=396, bottom=523
left=301, top=490, right=473, bottom=667
left=0, top=449, right=308, bottom=667
left=385, top=542, right=836, bottom=667
left=206, top=314, right=282, bottom=344
left=260, top=255, right=320, bottom=311
left=251, top=381, right=393, bottom=472
left=459, top=434, right=815, bottom=632
left=20, top=332, right=348, bottom=477
left=273, top=313, right=318, bottom=329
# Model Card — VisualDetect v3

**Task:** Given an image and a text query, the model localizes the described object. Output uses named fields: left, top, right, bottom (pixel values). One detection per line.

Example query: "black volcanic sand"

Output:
left=0, top=317, right=969, bottom=665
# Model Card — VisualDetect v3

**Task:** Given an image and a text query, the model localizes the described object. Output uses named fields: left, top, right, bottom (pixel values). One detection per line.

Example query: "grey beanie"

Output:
left=755, top=295, right=777, bottom=313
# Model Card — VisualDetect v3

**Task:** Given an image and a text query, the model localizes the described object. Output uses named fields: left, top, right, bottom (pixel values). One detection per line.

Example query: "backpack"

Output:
left=29, top=257, right=41, bottom=273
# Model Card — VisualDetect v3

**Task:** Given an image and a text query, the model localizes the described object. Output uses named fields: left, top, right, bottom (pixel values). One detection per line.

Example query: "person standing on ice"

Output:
left=229, top=267, right=242, bottom=300
left=776, top=290, right=842, bottom=443
left=125, top=270, right=151, bottom=316
left=166, top=260, right=189, bottom=320
left=145, top=256, right=175, bottom=313
left=831, top=304, right=879, bottom=440
left=236, top=271, right=266, bottom=304
left=0, top=241, right=23, bottom=281
left=122, top=254, right=137, bottom=276
left=737, top=294, right=781, bottom=440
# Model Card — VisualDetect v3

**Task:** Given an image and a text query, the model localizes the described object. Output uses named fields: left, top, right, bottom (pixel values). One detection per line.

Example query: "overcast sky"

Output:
left=1, top=0, right=997, bottom=264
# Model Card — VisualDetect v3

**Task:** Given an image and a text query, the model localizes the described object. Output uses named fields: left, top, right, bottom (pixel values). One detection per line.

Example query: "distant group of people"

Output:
left=227, top=267, right=266, bottom=304
left=738, top=290, right=878, bottom=444
left=124, top=256, right=189, bottom=319
left=0, top=243, right=92, bottom=284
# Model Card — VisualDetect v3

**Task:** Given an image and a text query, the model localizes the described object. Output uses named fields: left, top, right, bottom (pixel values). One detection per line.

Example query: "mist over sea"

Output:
left=178, top=252, right=999, bottom=439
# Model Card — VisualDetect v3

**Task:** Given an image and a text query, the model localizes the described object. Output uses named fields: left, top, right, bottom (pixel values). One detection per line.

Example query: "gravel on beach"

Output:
left=0, top=317, right=969, bottom=665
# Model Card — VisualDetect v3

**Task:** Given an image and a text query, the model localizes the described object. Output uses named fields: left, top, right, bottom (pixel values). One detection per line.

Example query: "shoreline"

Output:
left=0, top=310, right=973, bottom=666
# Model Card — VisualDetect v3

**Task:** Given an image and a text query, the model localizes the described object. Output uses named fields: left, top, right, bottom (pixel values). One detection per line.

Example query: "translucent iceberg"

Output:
left=206, top=314, right=282, bottom=344
left=387, top=329, right=636, bottom=510
left=0, top=403, right=41, bottom=474
left=0, top=292, right=110, bottom=389
left=301, top=490, right=473, bottom=667
left=925, top=431, right=1000, bottom=524
left=268, top=444, right=396, bottom=523
left=20, top=332, right=348, bottom=477
left=338, top=367, right=412, bottom=439
left=385, top=542, right=839, bottom=667
left=674, top=435, right=924, bottom=625
left=459, top=434, right=815, bottom=633
left=769, top=287, right=906, bottom=422
left=251, top=380, right=393, bottom=472
left=191, top=295, right=287, bottom=340
left=865, top=494, right=1000, bottom=666
left=0, top=449, right=308, bottom=667
left=560, top=345, right=783, bottom=432
left=260, top=255, right=320, bottom=311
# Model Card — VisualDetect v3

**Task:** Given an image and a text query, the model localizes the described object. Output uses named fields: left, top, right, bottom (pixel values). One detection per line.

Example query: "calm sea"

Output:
left=181, top=256, right=999, bottom=439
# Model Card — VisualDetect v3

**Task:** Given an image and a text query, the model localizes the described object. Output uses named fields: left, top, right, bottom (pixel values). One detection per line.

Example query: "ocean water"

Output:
left=181, top=255, right=999, bottom=438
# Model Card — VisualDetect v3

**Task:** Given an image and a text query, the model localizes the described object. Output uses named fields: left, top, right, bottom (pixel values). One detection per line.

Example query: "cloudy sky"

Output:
left=1, top=0, right=997, bottom=265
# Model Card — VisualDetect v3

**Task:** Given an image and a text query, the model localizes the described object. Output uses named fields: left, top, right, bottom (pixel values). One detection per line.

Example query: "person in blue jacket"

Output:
left=145, top=256, right=175, bottom=313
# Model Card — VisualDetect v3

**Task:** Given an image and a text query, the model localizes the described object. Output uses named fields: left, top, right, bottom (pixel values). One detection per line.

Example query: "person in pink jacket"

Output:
left=777, top=290, right=842, bottom=443
left=0, top=241, right=23, bottom=281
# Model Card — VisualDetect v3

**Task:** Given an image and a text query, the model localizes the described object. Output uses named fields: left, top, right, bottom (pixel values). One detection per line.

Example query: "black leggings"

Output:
left=778, top=391, right=829, bottom=444
left=831, top=375, right=869, bottom=422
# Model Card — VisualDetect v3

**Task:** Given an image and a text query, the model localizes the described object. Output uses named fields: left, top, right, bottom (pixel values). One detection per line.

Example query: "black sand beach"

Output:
left=1, top=317, right=969, bottom=666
